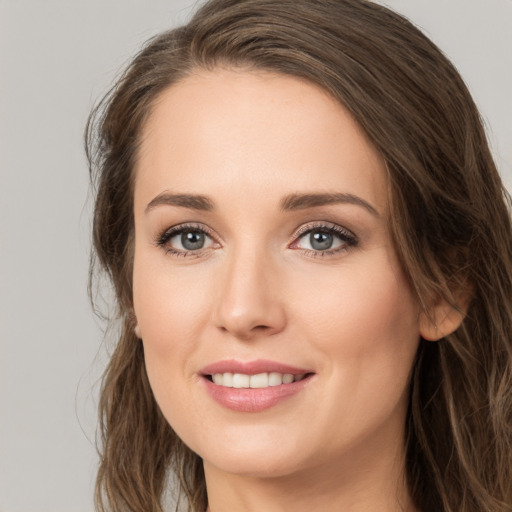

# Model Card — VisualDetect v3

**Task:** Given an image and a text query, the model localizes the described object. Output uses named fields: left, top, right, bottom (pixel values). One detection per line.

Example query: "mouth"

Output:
left=204, top=371, right=311, bottom=388
left=200, top=359, right=315, bottom=412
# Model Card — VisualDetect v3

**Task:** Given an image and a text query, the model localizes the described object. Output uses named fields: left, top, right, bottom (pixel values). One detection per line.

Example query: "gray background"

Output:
left=0, top=1, right=510, bottom=511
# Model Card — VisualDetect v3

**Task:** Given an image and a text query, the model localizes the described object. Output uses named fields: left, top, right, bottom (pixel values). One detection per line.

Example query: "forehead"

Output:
left=135, top=69, right=387, bottom=214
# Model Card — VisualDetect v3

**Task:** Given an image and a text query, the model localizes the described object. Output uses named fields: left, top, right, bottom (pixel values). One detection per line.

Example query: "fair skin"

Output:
left=132, top=69, right=455, bottom=512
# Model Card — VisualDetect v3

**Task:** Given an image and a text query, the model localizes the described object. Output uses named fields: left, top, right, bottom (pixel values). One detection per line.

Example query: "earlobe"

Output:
left=419, top=292, right=471, bottom=341
left=419, top=305, right=461, bottom=341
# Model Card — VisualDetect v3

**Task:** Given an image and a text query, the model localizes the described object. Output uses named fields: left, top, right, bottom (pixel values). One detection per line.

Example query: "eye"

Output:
left=156, top=224, right=217, bottom=256
left=291, top=223, right=358, bottom=256
left=173, top=230, right=209, bottom=251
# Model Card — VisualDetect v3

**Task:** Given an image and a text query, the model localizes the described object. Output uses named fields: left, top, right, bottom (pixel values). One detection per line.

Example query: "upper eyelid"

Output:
left=160, top=222, right=216, bottom=237
left=291, top=221, right=356, bottom=239
left=155, top=220, right=357, bottom=248
left=155, top=222, right=219, bottom=248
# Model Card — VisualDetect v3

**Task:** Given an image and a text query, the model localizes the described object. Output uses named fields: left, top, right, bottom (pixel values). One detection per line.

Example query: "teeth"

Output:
left=232, top=373, right=250, bottom=388
left=249, top=372, right=268, bottom=388
left=282, top=373, right=294, bottom=384
left=268, top=372, right=282, bottom=386
left=222, top=372, right=233, bottom=387
left=211, top=372, right=305, bottom=388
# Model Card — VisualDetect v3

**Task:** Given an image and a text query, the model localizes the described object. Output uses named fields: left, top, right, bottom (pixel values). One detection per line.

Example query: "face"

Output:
left=132, top=69, right=422, bottom=481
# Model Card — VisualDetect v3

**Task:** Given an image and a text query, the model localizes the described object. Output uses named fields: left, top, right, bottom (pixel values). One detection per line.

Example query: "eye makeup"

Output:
left=154, top=219, right=359, bottom=260
left=154, top=222, right=219, bottom=257
left=290, top=221, right=358, bottom=258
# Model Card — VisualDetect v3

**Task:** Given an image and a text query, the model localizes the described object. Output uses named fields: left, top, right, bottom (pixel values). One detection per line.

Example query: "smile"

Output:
left=210, top=372, right=307, bottom=388
left=200, top=360, right=314, bottom=412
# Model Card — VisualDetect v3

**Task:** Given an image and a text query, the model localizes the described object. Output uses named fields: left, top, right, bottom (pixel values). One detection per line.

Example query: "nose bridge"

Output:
left=215, top=237, right=286, bottom=339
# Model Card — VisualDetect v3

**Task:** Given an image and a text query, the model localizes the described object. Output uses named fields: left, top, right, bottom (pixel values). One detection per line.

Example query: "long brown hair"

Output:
left=86, top=1, right=512, bottom=510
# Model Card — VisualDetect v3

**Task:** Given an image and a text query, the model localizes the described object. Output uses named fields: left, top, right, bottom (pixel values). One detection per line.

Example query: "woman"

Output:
left=86, top=0, right=512, bottom=511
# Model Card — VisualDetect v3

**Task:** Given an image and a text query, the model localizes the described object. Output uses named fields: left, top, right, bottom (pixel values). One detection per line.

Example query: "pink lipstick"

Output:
left=200, top=359, right=314, bottom=412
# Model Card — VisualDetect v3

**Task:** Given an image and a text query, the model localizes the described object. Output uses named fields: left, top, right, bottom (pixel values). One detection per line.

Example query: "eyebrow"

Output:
left=281, top=192, right=380, bottom=217
left=145, top=193, right=214, bottom=212
left=145, top=191, right=379, bottom=217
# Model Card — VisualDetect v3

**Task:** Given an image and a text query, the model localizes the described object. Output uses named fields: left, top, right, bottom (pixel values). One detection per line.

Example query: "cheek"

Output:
left=132, top=260, right=212, bottom=432
left=286, top=261, right=420, bottom=454
left=132, top=255, right=214, bottom=413
left=298, top=258, right=418, bottom=338
left=133, top=256, right=210, bottom=347
left=294, top=258, right=420, bottom=395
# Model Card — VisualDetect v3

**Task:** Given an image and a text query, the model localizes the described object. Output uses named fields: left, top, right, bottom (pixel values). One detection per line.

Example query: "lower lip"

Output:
left=202, top=375, right=313, bottom=412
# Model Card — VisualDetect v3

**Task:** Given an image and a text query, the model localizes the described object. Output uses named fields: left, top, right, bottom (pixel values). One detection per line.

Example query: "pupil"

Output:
left=310, top=231, right=333, bottom=250
left=181, top=231, right=205, bottom=250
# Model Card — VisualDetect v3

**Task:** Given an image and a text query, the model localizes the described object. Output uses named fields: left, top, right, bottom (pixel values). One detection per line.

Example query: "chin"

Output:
left=193, top=428, right=311, bottom=478
left=205, top=452, right=303, bottom=479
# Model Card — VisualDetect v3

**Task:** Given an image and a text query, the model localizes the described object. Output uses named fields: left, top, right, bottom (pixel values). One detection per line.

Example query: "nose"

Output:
left=214, top=246, right=287, bottom=340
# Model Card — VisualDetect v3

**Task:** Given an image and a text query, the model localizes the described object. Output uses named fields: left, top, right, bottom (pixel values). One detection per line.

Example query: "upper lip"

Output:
left=201, top=359, right=312, bottom=376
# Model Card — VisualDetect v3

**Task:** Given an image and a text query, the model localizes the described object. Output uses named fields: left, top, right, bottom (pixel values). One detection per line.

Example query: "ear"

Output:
left=130, top=309, right=142, bottom=339
left=419, top=290, right=471, bottom=341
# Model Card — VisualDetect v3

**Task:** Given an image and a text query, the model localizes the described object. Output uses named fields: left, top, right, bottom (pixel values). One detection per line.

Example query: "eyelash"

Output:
left=291, top=222, right=358, bottom=258
left=155, top=223, right=218, bottom=258
left=155, top=222, right=358, bottom=258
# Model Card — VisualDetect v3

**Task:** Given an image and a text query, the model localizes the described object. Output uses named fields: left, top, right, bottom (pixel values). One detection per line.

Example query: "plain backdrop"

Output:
left=0, top=1, right=510, bottom=511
